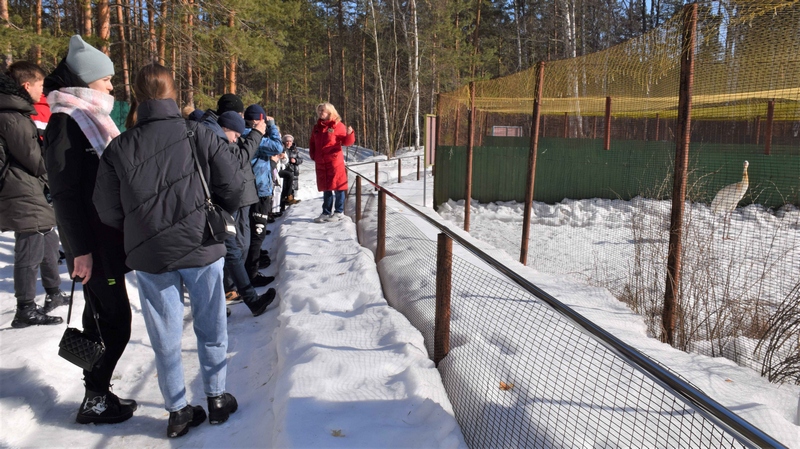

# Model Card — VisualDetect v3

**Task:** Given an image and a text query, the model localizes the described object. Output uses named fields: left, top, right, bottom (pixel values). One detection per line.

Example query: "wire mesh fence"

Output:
left=433, top=0, right=800, bottom=377
left=348, top=181, right=777, bottom=448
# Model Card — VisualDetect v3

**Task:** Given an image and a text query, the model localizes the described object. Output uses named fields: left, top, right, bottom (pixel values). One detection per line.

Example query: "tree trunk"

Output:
left=97, top=0, right=111, bottom=55
left=183, top=0, right=194, bottom=107
left=367, top=0, right=390, bottom=155
left=228, top=10, right=236, bottom=93
left=34, top=0, right=43, bottom=63
left=83, top=0, right=93, bottom=36
left=158, top=0, right=167, bottom=64
left=114, top=0, right=130, bottom=100
left=337, top=0, right=346, bottom=122
left=147, top=0, right=156, bottom=59
left=0, top=0, right=10, bottom=69
left=411, top=0, right=420, bottom=151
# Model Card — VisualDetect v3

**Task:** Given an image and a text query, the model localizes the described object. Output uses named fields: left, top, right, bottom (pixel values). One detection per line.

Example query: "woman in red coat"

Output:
left=309, top=102, right=355, bottom=223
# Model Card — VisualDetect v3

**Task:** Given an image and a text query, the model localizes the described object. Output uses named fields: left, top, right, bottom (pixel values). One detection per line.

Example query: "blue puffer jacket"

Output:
left=249, top=122, right=282, bottom=198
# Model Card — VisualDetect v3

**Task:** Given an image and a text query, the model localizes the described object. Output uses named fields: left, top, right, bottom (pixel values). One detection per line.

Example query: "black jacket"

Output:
left=93, top=99, right=245, bottom=274
left=284, top=143, right=303, bottom=191
left=0, top=73, right=55, bottom=233
left=43, top=59, right=128, bottom=278
left=199, top=109, right=261, bottom=209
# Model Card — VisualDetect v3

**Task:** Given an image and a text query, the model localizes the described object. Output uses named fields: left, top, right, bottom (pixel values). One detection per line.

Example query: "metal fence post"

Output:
left=417, top=155, right=420, bottom=181
left=434, top=233, right=452, bottom=366
left=663, top=2, right=697, bottom=346
left=655, top=113, right=660, bottom=141
left=398, top=158, right=402, bottom=183
left=356, top=176, right=362, bottom=223
left=376, top=190, right=386, bottom=263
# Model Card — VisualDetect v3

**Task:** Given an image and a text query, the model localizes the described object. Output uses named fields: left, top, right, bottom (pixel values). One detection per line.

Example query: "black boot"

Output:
left=42, top=290, right=70, bottom=314
left=11, top=304, right=63, bottom=328
left=243, top=288, right=276, bottom=317
left=251, top=273, right=274, bottom=288
left=76, top=390, right=136, bottom=424
left=167, top=404, right=206, bottom=438
left=207, top=393, right=238, bottom=425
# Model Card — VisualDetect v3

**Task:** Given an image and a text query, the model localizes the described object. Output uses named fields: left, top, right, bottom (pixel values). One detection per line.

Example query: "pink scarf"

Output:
left=48, top=87, right=120, bottom=157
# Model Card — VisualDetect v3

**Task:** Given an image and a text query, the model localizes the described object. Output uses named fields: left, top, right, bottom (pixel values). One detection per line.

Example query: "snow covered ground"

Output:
left=1, top=145, right=798, bottom=448
left=0, top=147, right=465, bottom=448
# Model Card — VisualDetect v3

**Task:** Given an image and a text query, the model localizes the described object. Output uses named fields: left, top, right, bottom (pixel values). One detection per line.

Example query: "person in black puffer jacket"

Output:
left=280, top=133, right=302, bottom=205
left=0, top=63, right=66, bottom=328
left=43, top=35, right=135, bottom=425
left=93, top=64, right=274, bottom=439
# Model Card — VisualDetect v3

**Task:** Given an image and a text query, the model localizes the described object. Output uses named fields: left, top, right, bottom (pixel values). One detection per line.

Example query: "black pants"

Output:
left=81, top=274, right=132, bottom=393
left=13, top=229, right=61, bottom=308
left=279, top=170, right=294, bottom=203
left=245, top=196, right=271, bottom=280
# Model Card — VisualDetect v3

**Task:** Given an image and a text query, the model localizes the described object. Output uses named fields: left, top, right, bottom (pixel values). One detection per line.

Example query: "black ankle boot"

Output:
left=243, top=288, right=276, bottom=317
left=76, top=390, right=136, bottom=424
left=167, top=404, right=206, bottom=438
left=207, top=393, right=238, bottom=424
left=11, top=304, right=63, bottom=329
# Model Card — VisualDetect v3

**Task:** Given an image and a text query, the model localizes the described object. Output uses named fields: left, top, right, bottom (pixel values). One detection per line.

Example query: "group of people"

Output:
left=0, top=33, right=356, bottom=439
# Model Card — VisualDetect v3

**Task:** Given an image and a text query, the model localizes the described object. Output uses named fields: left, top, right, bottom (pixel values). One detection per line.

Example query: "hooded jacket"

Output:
left=94, top=99, right=245, bottom=274
left=309, top=119, right=354, bottom=191
left=284, top=142, right=303, bottom=191
left=0, top=73, right=56, bottom=233
left=199, top=109, right=262, bottom=208
left=42, top=58, right=128, bottom=278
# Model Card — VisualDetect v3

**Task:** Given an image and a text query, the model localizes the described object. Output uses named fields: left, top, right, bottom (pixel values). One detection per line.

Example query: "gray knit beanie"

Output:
left=65, top=35, right=115, bottom=84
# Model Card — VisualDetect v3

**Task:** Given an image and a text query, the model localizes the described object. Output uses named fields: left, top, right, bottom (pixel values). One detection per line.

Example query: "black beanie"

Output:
left=217, top=111, right=245, bottom=135
left=217, top=93, right=244, bottom=115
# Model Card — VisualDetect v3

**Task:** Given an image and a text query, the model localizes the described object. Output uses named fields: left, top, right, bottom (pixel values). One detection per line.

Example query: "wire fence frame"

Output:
left=345, top=167, right=787, bottom=449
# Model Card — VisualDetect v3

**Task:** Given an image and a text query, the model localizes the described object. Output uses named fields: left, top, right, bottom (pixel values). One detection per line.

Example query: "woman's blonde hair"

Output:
left=316, top=102, right=341, bottom=122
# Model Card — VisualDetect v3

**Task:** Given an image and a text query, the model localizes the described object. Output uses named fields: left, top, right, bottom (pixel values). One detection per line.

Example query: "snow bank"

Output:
left=269, top=199, right=466, bottom=448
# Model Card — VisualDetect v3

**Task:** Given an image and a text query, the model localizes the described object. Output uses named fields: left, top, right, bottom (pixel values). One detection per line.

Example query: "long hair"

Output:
left=133, top=63, right=177, bottom=103
left=316, top=102, right=341, bottom=123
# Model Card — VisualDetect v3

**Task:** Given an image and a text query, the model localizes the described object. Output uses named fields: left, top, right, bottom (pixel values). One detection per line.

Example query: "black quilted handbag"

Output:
left=58, top=280, right=105, bottom=372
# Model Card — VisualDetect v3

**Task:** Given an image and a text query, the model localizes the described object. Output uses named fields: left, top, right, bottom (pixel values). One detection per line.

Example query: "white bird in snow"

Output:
left=711, top=160, right=749, bottom=239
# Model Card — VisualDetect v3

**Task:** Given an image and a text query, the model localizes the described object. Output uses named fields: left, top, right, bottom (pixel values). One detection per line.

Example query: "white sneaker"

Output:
left=314, top=214, right=332, bottom=223
left=330, top=212, right=345, bottom=221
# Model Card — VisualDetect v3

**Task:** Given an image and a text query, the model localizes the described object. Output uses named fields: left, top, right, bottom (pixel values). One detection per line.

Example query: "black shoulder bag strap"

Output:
left=66, top=279, right=104, bottom=343
left=185, top=123, right=213, bottom=202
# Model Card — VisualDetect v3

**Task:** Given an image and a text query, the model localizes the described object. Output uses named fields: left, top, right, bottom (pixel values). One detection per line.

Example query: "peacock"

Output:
left=711, top=160, right=749, bottom=239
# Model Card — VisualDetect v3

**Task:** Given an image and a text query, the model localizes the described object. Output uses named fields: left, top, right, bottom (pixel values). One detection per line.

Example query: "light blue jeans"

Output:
left=322, top=190, right=346, bottom=215
left=136, top=257, right=228, bottom=412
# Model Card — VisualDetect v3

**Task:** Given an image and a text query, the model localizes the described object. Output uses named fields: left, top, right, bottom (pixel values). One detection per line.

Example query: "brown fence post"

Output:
left=604, top=96, right=612, bottom=150
left=563, top=112, right=569, bottom=138
left=464, top=81, right=476, bottom=232
left=398, top=158, right=402, bottom=183
left=592, top=116, right=597, bottom=139
left=663, top=3, right=697, bottom=347
left=355, top=176, right=362, bottom=223
left=417, top=155, right=421, bottom=180
left=376, top=190, right=386, bottom=263
left=520, top=61, right=545, bottom=265
left=374, top=161, right=379, bottom=191
left=434, top=233, right=453, bottom=366
left=764, top=100, right=775, bottom=155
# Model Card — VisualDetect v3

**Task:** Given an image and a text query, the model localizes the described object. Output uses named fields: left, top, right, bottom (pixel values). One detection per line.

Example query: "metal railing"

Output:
left=345, top=166, right=786, bottom=449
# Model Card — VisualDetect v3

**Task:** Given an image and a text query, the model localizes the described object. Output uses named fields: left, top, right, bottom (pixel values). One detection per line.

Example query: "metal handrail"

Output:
left=345, top=154, right=422, bottom=168
left=345, top=167, right=787, bottom=449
